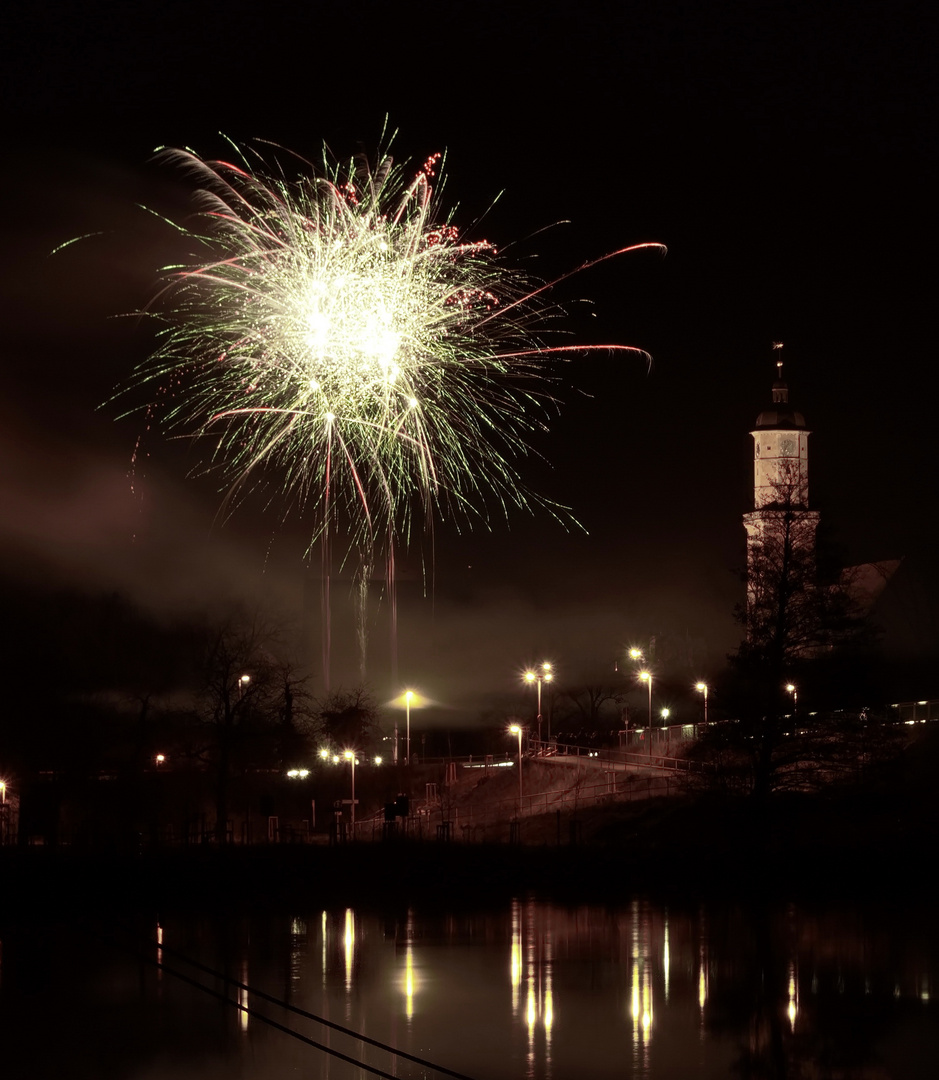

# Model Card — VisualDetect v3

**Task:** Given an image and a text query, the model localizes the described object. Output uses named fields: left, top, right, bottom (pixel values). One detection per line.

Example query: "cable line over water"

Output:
left=98, top=923, right=480, bottom=1080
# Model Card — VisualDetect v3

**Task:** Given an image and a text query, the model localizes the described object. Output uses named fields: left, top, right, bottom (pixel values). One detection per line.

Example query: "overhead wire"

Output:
left=98, top=922, right=479, bottom=1080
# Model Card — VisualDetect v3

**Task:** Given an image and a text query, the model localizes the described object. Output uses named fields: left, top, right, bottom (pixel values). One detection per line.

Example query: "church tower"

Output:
left=743, top=356, right=820, bottom=633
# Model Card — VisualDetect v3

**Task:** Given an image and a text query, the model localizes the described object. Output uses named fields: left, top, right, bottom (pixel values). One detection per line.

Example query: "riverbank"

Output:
left=1, top=779, right=934, bottom=919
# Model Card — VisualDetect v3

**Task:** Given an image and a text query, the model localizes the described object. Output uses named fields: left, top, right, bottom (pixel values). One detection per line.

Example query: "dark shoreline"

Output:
left=1, top=788, right=933, bottom=918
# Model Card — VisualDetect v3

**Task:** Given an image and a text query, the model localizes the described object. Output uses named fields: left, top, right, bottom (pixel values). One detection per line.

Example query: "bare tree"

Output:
left=193, top=614, right=311, bottom=841
left=726, top=473, right=870, bottom=799
left=314, top=688, right=384, bottom=754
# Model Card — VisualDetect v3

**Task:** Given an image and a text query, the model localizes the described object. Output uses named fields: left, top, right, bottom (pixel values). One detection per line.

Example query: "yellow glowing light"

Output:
left=319, top=748, right=329, bottom=759
left=509, top=723, right=522, bottom=735
left=239, top=958, right=250, bottom=1032
left=639, top=670, right=651, bottom=683
left=629, top=648, right=643, bottom=661
left=404, top=944, right=415, bottom=1019
left=788, top=965, right=798, bottom=1030
left=344, top=909, right=355, bottom=990
left=695, top=681, right=707, bottom=692
left=511, top=940, right=522, bottom=989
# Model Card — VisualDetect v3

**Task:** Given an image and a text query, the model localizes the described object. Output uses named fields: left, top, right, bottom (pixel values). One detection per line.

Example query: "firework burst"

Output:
left=129, top=137, right=663, bottom=558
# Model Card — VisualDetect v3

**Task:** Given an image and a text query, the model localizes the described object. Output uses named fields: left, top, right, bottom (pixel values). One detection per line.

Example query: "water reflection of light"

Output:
left=289, top=917, right=306, bottom=995
left=156, top=922, right=163, bottom=984
left=344, top=909, right=355, bottom=990
left=402, top=911, right=417, bottom=1021
left=239, top=958, right=249, bottom=1032
left=404, top=943, right=415, bottom=1019
left=787, top=962, right=798, bottom=1031
left=321, top=911, right=328, bottom=980
left=511, top=900, right=522, bottom=1014
left=642, top=973, right=653, bottom=1033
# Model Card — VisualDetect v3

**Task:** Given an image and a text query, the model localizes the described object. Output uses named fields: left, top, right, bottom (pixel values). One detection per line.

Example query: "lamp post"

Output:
left=405, top=690, right=414, bottom=765
left=524, top=663, right=553, bottom=745
left=661, top=707, right=670, bottom=728
left=639, top=670, right=653, bottom=724
left=509, top=723, right=524, bottom=805
left=238, top=673, right=250, bottom=700
left=695, top=682, right=709, bottom=727
left=639, top=670, right=653, bottom=752
left=343, top=750, right=356, bottom=830
left=785, top=683, right=798, bottom=716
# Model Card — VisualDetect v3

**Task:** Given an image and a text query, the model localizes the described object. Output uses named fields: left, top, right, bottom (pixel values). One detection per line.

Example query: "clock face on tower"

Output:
left=780, top=437, right=796, bottom=456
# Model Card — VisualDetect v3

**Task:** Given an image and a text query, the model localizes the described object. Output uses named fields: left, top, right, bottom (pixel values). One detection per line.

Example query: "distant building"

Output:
left=742, top=359, right=819, bottom=636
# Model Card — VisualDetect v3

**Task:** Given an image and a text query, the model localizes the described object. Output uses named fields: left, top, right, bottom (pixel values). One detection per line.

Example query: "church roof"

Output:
left=754, top=359, right=806, bottom=429
left=755, top=406, right=807, bottom=430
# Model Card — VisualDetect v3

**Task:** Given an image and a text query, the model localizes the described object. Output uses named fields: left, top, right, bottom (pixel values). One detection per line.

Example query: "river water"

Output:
left=1, top=896, right=935, bottom=1079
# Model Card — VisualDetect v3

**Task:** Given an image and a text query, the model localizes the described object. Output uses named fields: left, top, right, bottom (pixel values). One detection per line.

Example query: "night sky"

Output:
left=1, top=2, right=936, bottom=722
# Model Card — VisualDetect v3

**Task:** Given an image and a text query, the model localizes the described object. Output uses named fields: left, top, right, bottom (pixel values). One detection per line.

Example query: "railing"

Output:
left=531, top=739, right=703, bottom=773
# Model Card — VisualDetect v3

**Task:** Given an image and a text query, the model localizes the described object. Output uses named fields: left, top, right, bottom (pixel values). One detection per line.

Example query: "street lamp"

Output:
left=661, top=707, right=670, bottom=728
left=695, top=682, right=709, bottom=726
left=404, top=689, right=414, bottom=765
left=508, top=724, right=524, bottom=804
left=343, top=750, right=357, bottom=829
left=639, top=670, right=653, bottom=728
left=238, top=673, right=250, bottom=701
left=785, top=683, right=798, bottom=715
left=523, top=662, right=553, bottom=744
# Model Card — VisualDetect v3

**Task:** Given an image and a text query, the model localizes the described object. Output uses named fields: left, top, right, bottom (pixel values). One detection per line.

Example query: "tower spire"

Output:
left=771, top=342, right=788, bottom=404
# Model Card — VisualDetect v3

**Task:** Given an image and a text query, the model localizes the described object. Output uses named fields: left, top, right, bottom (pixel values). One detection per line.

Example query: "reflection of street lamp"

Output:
left=509, top=724, right=524, bottom=803
left=695, top=682, right=709, bottom=726
left=785, top=683, right=798, bottom=715
left=343, top=750, right=357, bottom=828
left=523, top=663, right=553, bottom=743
